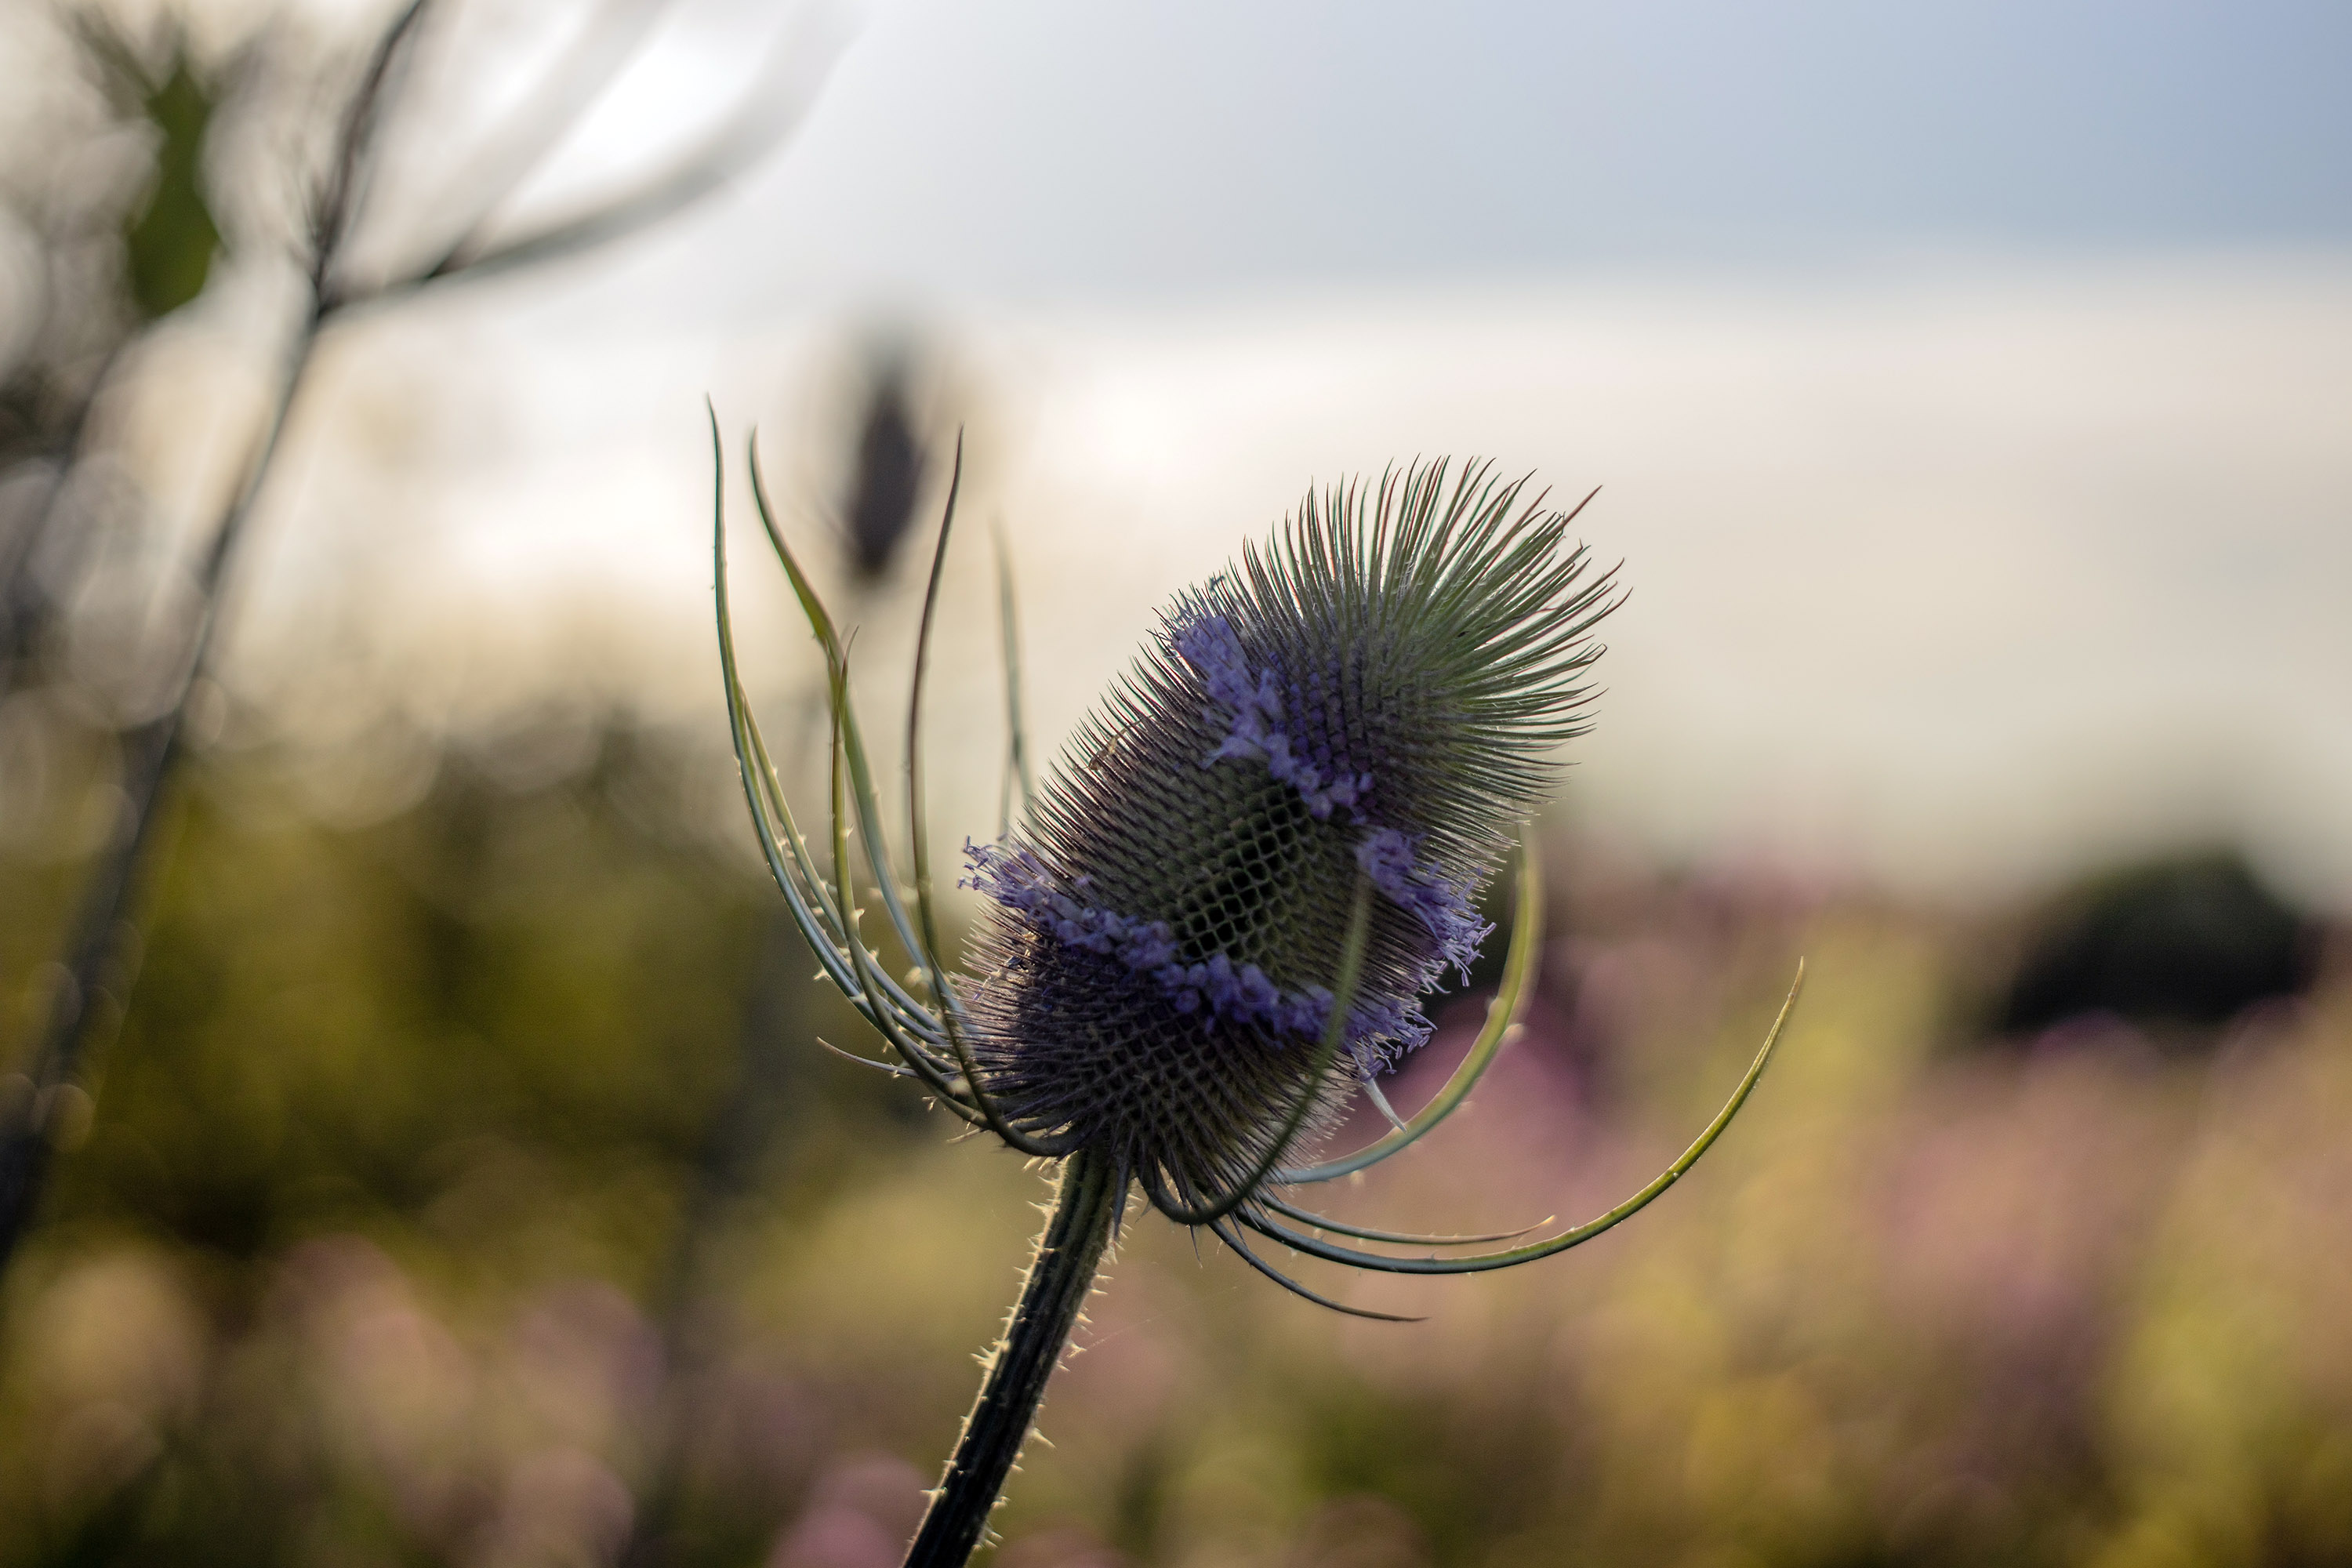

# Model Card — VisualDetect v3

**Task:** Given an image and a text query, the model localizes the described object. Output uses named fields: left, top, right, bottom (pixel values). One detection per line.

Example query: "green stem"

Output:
left=905, top=1150, right=1123, bottom=1567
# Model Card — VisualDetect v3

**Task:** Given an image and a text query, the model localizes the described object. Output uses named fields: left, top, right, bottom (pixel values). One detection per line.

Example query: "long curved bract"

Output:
left=747, top=439, right=931, bottom=975
left=1210, top=1217, right=1424, bottom=1323
left=1243, top=961, right=1806, bottom=1275
left=1257, top=1192, right=1543, bottom=1248
left=713, top=412, right=978, bottom=1115
left=733, top=673, right=950, bottom=1045
left=1276, top=840, right=1545, bottom=1185
left=826, top=663, right=993, bottom=1120
left=716, top=433, right=955, bottom=1037
left=715, top=420, right=889, bottom=1011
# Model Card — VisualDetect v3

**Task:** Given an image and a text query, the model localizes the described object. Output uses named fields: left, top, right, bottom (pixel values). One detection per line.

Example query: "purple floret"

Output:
left=1174, top=612, right=1373, bottom=822
left=1356, top=828, right=1494, bottom=985
left=1174, top=615, right=1282, bottom=750
left=1342, top=993, right=1436, bottom=1066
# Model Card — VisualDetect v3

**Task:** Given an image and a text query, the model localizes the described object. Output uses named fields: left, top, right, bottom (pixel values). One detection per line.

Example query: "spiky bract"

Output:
left=963, top=460, right=1617, bottom=1216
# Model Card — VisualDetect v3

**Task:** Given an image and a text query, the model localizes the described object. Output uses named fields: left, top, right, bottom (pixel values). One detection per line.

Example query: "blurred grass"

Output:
left=1, top=714, right=2347, bottom=1568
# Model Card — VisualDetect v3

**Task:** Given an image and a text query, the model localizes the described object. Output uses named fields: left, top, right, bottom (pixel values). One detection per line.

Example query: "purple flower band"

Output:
left=964, top=840, right=1432, bottom=1065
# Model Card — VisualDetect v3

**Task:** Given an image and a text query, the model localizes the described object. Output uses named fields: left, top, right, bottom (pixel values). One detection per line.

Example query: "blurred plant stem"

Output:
left=0, top=0, right=841, bottom=1279
left=0, top=322, right=322, bottom=1261
left=0, top=0, right=426, bottom=1277
left=905, top=1149, right=1123, bottom=1568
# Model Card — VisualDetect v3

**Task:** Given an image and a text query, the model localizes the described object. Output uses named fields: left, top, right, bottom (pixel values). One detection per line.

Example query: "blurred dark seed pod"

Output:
left=839, top=346, right=928, bottom=586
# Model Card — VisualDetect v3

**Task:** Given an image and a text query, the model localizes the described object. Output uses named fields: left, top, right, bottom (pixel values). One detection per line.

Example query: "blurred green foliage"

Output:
left=0, top=715, right=922, bottom=1565
left=1, top=714, right=2347, bottom=1568
left=67, top=730, right=761, bottom=1261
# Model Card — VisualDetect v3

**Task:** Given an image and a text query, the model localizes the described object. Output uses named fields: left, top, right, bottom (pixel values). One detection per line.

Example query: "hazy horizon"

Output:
left=132, top=249, right=2349, bottom=915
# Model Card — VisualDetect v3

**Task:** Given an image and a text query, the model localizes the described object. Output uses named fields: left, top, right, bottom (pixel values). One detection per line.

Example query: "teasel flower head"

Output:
left=711, top=419, right=1802, bottom=1566
left=957, top=466, right=1622, bottom=1217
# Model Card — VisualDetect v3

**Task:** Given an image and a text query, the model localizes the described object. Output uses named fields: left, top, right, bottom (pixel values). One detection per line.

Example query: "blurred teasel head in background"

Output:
left=837, top=341, right=929, bottom=586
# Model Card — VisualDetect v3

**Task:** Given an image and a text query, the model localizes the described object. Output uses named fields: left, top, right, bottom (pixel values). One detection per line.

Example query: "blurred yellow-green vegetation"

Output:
left=2, top=692, right=2347, bottom=1567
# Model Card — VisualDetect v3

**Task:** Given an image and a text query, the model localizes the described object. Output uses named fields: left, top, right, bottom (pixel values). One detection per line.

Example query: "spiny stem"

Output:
left=905, top=1149, right=1123, bottom=1567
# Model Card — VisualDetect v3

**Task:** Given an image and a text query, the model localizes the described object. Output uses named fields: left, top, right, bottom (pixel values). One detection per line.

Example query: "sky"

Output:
left=127, top=0, right=2352, bottom=908
left=489, top=0, right=2352, bottom=314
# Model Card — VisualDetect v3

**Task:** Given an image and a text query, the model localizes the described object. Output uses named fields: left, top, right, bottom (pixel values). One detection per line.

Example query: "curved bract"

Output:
left=1241, top=963, right=1804, bottom=1276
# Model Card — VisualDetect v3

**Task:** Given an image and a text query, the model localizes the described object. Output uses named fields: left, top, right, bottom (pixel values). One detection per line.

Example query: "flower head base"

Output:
left=956, top=463, right=1617, bottom=1213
